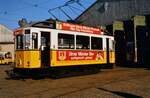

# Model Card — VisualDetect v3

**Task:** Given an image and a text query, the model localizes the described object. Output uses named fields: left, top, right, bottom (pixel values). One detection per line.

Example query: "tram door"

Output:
left=40, top=32, right=50, bottom=67
left=106, top=38, right=110, bottom=64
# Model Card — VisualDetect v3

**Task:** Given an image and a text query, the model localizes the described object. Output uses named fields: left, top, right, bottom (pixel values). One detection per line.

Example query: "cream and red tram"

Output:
left=13, top=20, right=115, bottom=76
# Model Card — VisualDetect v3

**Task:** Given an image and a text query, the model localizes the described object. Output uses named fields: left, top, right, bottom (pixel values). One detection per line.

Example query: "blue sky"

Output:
left=0, top=0, right=96, bottom=29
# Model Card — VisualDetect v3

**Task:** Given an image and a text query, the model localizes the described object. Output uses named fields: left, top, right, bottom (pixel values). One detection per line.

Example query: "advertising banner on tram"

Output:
left=57, top=50, right=104, bottom=61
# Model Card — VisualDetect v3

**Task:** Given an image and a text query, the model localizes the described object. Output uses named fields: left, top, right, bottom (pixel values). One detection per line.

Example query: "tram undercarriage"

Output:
left=6, top=64, right=111, bottom=79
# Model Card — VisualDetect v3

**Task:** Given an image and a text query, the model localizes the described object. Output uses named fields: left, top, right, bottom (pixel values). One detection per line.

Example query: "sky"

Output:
left=0, top=0, right=96, bottom=29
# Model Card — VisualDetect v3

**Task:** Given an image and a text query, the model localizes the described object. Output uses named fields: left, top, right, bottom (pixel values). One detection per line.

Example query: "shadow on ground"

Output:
left=97, top=88, right=143, bottom=98
left=5, top=68, right=100, bottom=80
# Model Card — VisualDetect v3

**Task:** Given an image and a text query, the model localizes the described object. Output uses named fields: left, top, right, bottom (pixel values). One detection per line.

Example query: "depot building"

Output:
left=0, top=24, right=14, bottom=60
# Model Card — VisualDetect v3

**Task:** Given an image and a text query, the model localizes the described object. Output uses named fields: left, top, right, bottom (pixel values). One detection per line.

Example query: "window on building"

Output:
left=76, top=35, right=89, bottom=49
left=58, top=33, right=74, bottom=49
left=91, top=37, right=103, bottom=50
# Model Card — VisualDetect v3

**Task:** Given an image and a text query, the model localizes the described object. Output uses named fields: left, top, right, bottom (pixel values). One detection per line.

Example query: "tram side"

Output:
left=14, top=27, right=115, bottom=70
left=50, top=29, right=115, bottom=67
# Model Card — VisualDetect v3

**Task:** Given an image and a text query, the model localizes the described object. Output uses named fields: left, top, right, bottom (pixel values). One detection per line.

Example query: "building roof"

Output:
left=0, top=24, right=13, bottom=43
left=76, top=0, right=150, bottom=26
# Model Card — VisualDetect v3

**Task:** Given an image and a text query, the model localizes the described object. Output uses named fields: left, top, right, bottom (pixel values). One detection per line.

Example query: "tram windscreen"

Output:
left=24, top=30, right=30, bottom=49
left=16, top=35, right=23, bottom=49
left=16, top=29, right=31, bottom=50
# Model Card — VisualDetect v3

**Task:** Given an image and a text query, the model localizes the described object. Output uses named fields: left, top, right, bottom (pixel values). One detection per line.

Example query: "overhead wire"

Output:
left=0, top=0, right=94, bottom=28
left=18, top=0, right=47, bottom=10
left=0, top=0, right=46, bottom=14
left=18, top=0, right=58, bottom=19
left=48, top=0, right=84, bottom=20
left=0, top=0, right=90, bottom=18
left=0, top=0, right=41, bottom=16
left=5, top=0, right=87, bottom=21
left=0, top=0, right=50, bottom=27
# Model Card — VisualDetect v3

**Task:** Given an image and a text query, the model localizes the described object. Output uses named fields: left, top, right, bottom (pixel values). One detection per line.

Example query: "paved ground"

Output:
left=0, top=65, right=149, bottom=98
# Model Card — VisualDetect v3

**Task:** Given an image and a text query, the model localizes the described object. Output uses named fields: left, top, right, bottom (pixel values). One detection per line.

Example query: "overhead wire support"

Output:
left=48, top=5, right=65, bottom=11
left=58, top=7, right=73, bottom=20
left=76, top=1, right=86, bottom=9
left=48, top=10, right=58, bottom=19
left=48, top=0, right=83, bottom=20
left=68, top=5, right=83, bottom=12
left=68, top=5, right=78, bottom=15
left=65, top=0, right=77, bottom=5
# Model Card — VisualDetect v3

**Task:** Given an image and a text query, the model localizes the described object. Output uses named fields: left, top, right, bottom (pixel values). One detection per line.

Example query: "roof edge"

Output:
left=75, top=0, right=98, bottom=21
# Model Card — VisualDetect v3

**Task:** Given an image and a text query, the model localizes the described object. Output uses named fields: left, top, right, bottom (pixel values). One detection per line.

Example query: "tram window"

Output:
left=76, top=35, right=89, bottom=49
left=25, top=30, right=30, bottom=49
left=32, top=33, right=38, bottom=49
left=41, top=37, right=46, bottom=48
left=91, top=37, right=102, bottom=50
left=16, top=35, right=23, bottom=49
left=58, top=34, right=75, bottom=49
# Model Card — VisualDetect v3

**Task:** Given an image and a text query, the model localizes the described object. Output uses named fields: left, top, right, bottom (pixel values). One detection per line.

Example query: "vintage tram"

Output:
left=9, top=20, right=115, bottom=77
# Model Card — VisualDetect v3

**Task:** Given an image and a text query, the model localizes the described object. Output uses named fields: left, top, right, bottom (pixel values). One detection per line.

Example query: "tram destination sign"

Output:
left=14, top=28, right=23, bottom=35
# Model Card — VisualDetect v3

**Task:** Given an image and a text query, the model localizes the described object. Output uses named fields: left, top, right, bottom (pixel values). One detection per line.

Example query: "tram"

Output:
left=11, top=20, right=115, bottom=76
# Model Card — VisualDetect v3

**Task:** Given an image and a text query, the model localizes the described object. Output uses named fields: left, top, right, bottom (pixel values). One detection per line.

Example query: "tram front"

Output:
left=14, top=28, right=41, bottom=70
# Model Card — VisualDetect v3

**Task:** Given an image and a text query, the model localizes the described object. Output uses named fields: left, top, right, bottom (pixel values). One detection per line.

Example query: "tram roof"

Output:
left=22, top=19, right=103, bottom=35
